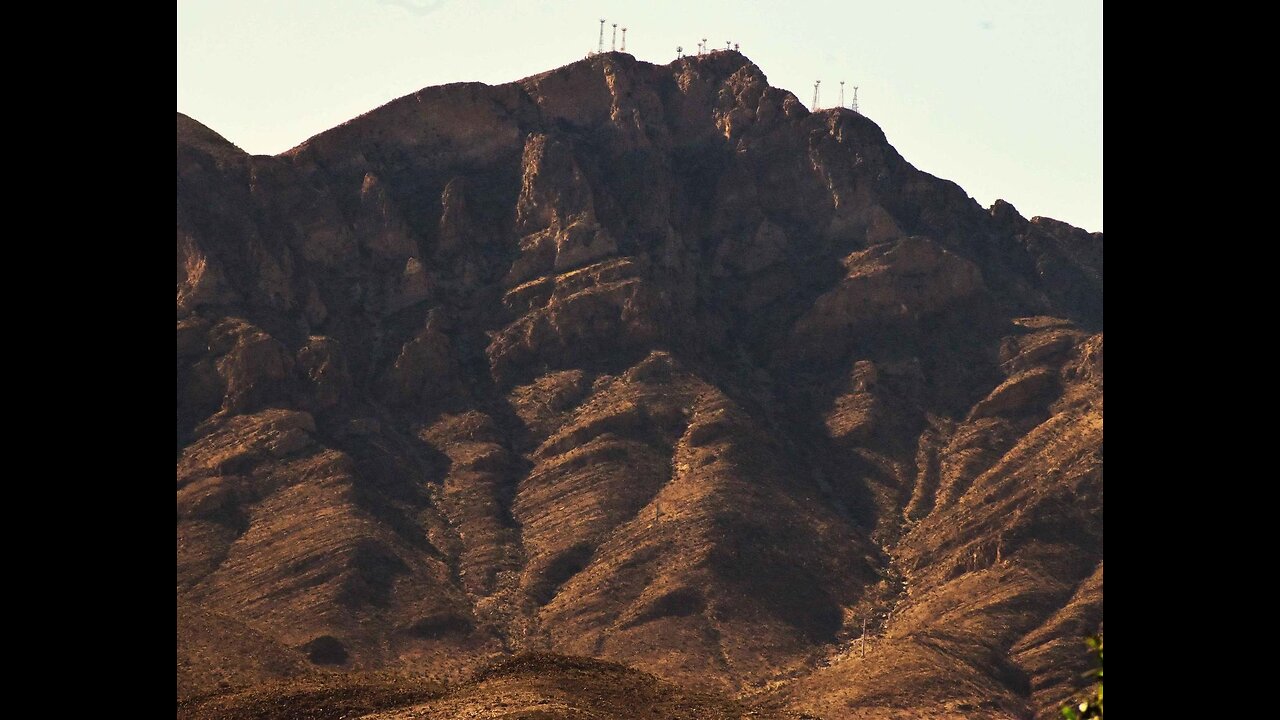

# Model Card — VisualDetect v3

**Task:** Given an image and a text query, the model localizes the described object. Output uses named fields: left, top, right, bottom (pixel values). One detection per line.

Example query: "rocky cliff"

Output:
left=177, top=50, right=1102, bottom=720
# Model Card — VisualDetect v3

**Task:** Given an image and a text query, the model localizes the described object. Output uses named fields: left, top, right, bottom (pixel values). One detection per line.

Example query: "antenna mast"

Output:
left=621, top=27, right=627, bottom=52
left=611, top=23, right=618, bottom=51
left=677, top=45, right=683, bottom=58
left=852, top=85, right=859, bottom=113
left=598, top=19, right=606, bottom=55
left=840, top=81, right=845, bottom=108
left=812, top=80, right=821, bottom=110
left=701, top=38, right=708, bottom=55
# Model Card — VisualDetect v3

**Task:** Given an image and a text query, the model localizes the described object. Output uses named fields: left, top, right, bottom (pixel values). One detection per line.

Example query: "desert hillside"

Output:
left=177, top=49, right=1102, bottom=719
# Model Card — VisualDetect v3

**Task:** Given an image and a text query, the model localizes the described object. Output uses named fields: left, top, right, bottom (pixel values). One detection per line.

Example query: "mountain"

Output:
left=177, top=50, right=1102, bottom=719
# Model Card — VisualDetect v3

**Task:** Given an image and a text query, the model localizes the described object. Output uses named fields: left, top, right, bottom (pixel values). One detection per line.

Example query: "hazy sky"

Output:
left=177, top=0, right=1102, bottom=231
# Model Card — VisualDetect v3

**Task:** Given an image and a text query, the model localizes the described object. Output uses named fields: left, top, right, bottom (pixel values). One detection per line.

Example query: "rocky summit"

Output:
left=177, top=50, right=1102, bottom=720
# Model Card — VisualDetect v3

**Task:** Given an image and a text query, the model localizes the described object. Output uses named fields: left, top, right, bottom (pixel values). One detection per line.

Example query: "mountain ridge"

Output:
left=177, top=49, right=1101, bottom=719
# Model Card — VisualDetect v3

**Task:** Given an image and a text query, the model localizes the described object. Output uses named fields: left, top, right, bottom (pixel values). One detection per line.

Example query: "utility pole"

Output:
left=611, top=23, right=617, bottom=51
left=598, top=19, right=606, bottom=55
left=862, top=615, right=868, bottom=658
left=621, top=27, right=627, bottom=52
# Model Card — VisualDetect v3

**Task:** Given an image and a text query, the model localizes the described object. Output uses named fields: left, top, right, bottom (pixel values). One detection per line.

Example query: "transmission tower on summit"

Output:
left=621, top=27, right=627, bottom=51
left=611, top=23, right=617, bottom=51
left=598, top=19, right=606, bottom=54
left=852, top=85, right=859, bottom=113
left=812, top=80, right=821, bottom=110
left=701, top=38, right=708, bottom=55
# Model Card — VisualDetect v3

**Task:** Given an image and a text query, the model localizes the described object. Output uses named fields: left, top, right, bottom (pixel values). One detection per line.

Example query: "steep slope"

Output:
left=752, top=325, right=1102, bottom=719
left=177, top=49, right=1102, bottom=719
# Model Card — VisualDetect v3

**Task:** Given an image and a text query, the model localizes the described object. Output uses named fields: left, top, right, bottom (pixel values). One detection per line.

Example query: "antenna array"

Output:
left=582, top=18, right=863, bottom=116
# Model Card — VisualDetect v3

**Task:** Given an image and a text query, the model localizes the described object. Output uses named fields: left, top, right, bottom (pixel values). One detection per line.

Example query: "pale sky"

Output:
left=177, top=0, right=1102, bottom=232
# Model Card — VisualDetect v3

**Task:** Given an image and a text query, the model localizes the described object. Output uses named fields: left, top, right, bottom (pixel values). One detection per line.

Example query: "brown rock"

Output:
left=177, top=50, right=1102, bottom=718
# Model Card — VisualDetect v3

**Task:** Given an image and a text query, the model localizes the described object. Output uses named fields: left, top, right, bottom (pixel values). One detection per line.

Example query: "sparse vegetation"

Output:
left=1060, top=634, right=1102, bottom=719
left=176, top=672, right=446, bottom=720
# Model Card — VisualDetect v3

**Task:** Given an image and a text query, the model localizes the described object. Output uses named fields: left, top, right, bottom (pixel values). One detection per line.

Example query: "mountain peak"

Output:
left=178, top=50, right=1102, bottom=720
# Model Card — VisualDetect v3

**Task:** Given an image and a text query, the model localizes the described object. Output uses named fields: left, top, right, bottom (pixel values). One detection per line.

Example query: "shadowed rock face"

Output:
left=177, top=50, right=1101, bottom=719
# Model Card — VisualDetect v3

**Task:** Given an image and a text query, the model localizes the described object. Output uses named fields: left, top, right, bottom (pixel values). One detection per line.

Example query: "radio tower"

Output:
left=840, top=81, right=845, bottom=108
left=611, top=23, right=617, bottom=51
left=701, top=38, right=708, bottom=55
left=852, top=85, right=859, bottom=113
left=621, top=27, right=627, bottom=51
left=812, top=80, right=821, bottom=110
left=725, top=40, right=731, bottom=50
left=677, top=45, right=683, bottom=58
left=598, top=19, right=606, bottom=54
